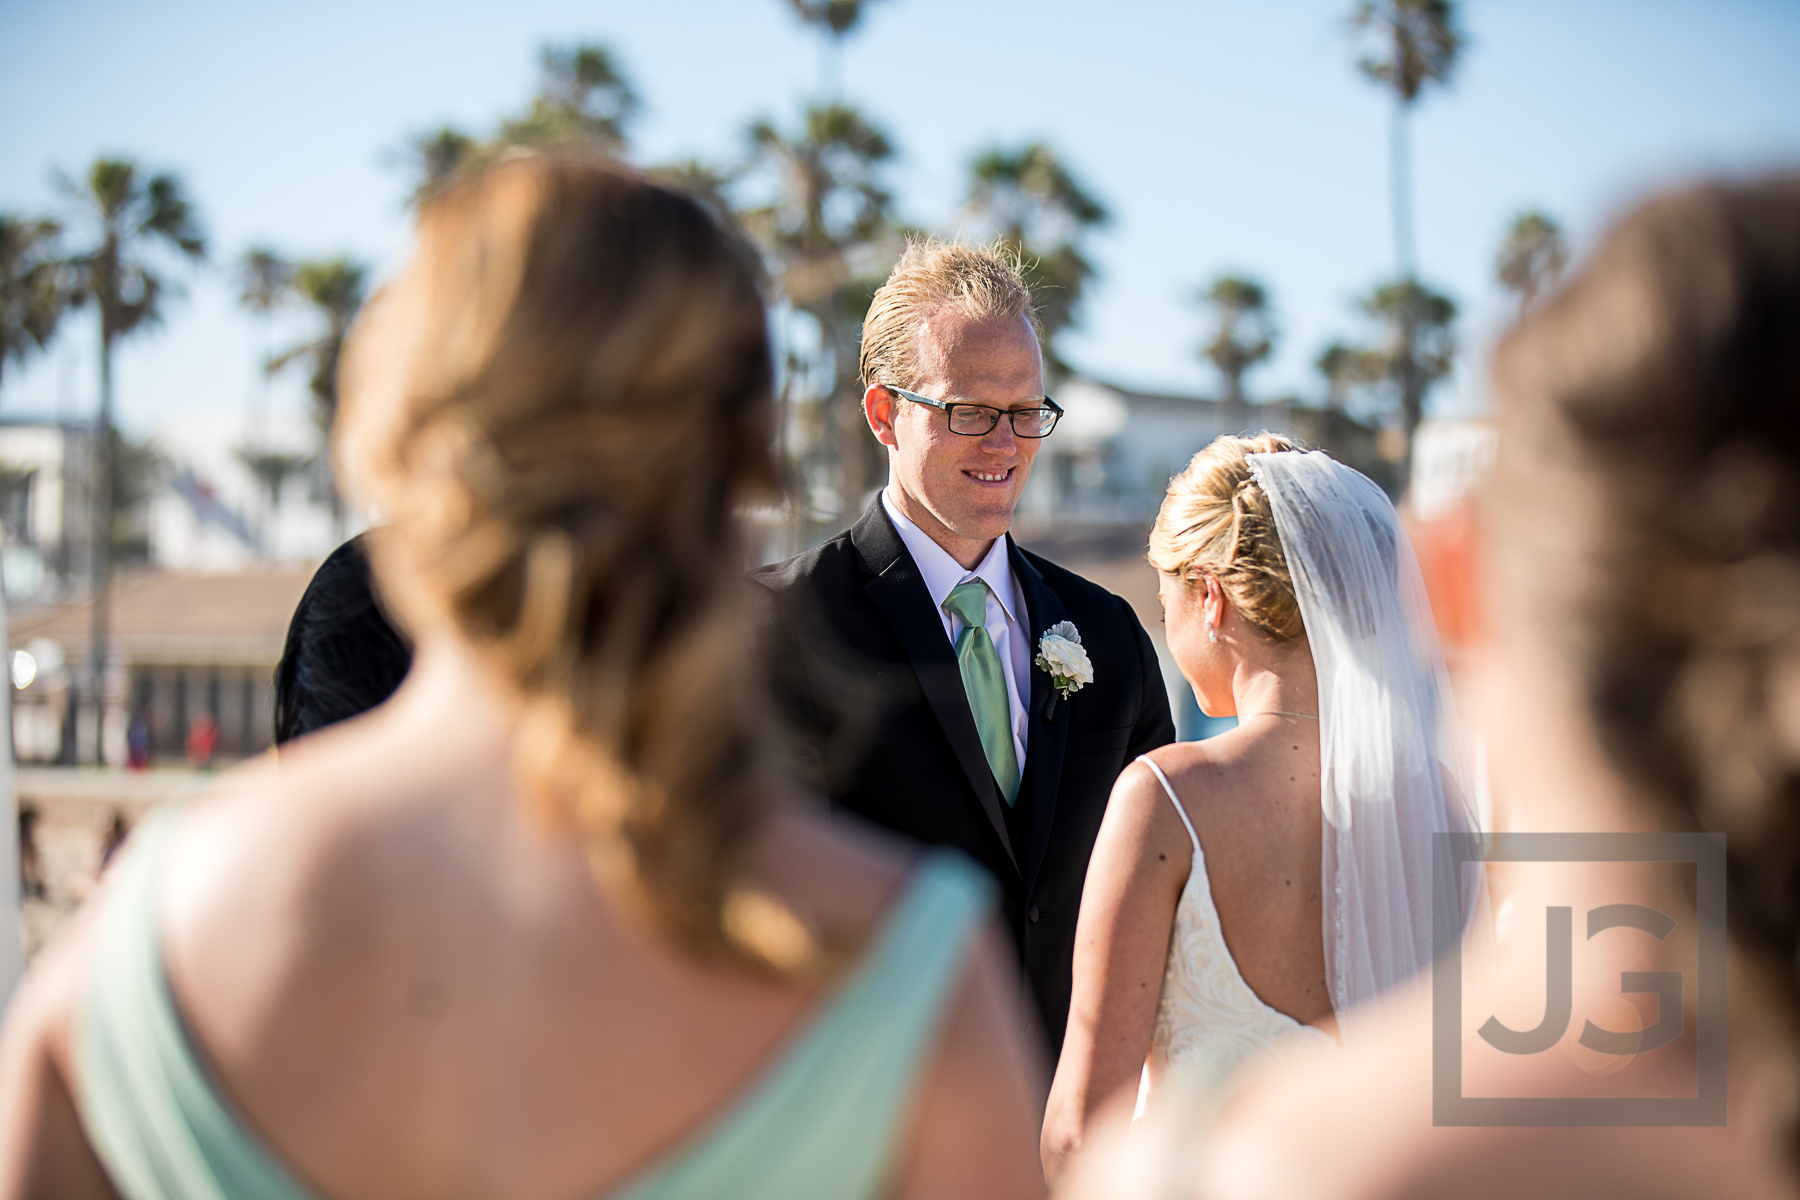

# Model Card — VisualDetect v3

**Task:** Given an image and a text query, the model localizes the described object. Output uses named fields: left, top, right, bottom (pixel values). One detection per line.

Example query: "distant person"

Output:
left=1059, top=177, right=1800, bottom=1199
left=273, top=534, right=413, bottom=745
left=124, top=713, right=149, bottom=770
left=0, top=154, right=1042, bottom=1200
left=755, top=238, right=1176, bottom=1060
left=182, top=713, right=218, bottom=769
left=1040, top=434, right=1475, bottom=1183
left=16, top=805, right=44, bottom=901
left=96, top=812, right=128, bottom=871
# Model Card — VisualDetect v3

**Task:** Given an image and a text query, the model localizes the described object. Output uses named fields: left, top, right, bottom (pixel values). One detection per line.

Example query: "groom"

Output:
left=754, top=239, right=1175, bottom=1058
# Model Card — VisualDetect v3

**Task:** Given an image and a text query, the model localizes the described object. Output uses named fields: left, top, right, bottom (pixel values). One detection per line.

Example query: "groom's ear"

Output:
left=864, top=384, right=900, bottom=449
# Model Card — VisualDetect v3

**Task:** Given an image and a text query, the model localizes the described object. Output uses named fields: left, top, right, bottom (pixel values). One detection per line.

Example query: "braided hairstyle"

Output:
left=1149, top=432, right=1305, bottom=641
left=335, top=154, right=801, bottom=971
left=1488, top=175, right=1800, bottom=1124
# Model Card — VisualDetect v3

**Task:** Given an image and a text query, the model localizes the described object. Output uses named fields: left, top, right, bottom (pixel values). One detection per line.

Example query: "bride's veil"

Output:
left=1247, top=450, right=1481, bottom=1031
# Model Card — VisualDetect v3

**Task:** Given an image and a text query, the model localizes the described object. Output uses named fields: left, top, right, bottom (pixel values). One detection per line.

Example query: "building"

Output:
left=1014, top=377, right=1394, bottom=527
left=0, top=420, right=105, bottom=607
left=8, top=567, right=315, bottom=766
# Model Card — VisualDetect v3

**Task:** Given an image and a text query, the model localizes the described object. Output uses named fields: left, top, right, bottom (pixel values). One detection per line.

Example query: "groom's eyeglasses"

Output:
left=885, top=385, right=1063, bottom=438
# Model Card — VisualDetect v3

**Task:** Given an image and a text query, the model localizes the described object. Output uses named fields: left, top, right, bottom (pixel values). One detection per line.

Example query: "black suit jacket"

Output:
left=752, top=499, right=1176, bottom=1057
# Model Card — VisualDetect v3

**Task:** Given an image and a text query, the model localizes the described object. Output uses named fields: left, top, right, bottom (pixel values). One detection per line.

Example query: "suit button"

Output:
left=1028, top=904, right=1041, bottom=924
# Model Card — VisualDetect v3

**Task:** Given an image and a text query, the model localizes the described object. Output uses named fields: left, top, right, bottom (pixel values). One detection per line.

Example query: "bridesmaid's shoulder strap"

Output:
left=1135, top=755, right=1200, bottom=853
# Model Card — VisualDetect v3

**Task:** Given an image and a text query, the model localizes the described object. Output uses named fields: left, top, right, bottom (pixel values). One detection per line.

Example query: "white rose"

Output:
left=1036, top=634, right=1094, bottom=687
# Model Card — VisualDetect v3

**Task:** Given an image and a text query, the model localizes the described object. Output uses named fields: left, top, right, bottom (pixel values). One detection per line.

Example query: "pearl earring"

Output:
left=1206, top=617, right=1217, bottom=643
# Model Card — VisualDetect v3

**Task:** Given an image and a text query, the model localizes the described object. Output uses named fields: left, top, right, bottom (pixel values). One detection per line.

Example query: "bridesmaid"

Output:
left=0, top=154, right=1044, bottom=1200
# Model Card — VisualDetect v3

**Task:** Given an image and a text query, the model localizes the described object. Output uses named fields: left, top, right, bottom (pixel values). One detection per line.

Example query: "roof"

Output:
left=10, top=567, right=319, bottom=668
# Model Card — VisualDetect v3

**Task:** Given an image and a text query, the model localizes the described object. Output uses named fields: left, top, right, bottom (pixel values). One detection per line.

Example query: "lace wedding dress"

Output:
left=1139, top=757, right=1334, bottom=1110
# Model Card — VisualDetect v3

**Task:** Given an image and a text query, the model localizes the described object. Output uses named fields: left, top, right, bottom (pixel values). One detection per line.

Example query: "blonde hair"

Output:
left=1149, top=432, right=1305, bottom=641
left=859, top=236, right=1043, bottom=390
left=336, top=154, right=800, bottom=971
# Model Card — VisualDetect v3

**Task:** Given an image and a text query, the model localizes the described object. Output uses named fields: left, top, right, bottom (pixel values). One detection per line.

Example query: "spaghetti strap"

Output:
left=1135, top=755, right=1199, bottom=854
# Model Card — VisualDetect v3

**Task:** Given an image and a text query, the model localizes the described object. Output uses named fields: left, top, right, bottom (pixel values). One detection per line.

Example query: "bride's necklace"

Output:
left=1249, top=710, right=1318, bottom=720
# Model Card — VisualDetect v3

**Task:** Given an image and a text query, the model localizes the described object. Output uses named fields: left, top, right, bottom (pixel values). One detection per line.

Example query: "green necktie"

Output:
left=944, top=580, right=1021, bottom=806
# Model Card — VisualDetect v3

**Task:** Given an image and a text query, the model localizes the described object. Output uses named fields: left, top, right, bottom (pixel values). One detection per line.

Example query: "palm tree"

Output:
left=963, top=143, right=1109, bottom=378
left=267, top=258, right=366, bottom=434
left=267, top=258, right=366, bottom=538
left=1199, top=275, right=1276, bottom=415
left=1, top=214, right=73, bottom=393
left=406, top=127, right=481, bottom=205
left=1359, top=277, right=1456, bottom=452
left=238, top=247, right=291, bottom=318
left=1348, top=1, right=1462, bottom=479
left=1350, top=0, right=1463, bottom=279
left=405, top=43, right=638, bottom=205
left=1496, top=209, right=1568, bottom=316
left=785, top=0, right=885, bottom=96
left=60, top=158, right=205, bottom=763
left=500, top=43, right=639, bottom=152
left=1315, top=338, right=1383, bottom=410
left=742, top=102, right=897, bottom=534
left=235, top=247, right=295, bottom=556
left=236, top=447, right=311, bottom=558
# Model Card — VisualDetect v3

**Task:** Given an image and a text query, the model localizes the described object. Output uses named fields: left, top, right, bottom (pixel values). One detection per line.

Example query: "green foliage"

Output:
left=500, top=43, right=640, bottom=151
left=1198, top=274, right=1275, bottom=406
left=237, top=246, right=292, bottom=315
left=741, top=102, right=899, bottom=528
left=236, top=447, right=312, bottom=509
left=745, top=103, right=894, bottom=274
left=405, top=42, right=639, bottom=204
left=1315, top=339, right=1386, bottom=408
left=60, top=158, right=206, bottom=348
left=1351, top=0, right=1463, bottom=105
left=408, top=127, right=481, bottom=204
left=266, top=257, right=368, bottom=433
left=786, top=0, right=879, bottom=37
left=964, top=143, right=1109, bottom=376
left=1496, top=209, right=1569, bottom=314
left=0, top=213, right=73, bottom=390
left=1357, top=277, right=1458, bottom=441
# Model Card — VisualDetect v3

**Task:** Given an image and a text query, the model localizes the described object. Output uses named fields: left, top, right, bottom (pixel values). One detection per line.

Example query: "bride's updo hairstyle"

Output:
left=336, top=154, right=794, bottom=970
left=1489, top=176, right=1800, bottom=1105
left=1149, top=432, right=1305, bottom=641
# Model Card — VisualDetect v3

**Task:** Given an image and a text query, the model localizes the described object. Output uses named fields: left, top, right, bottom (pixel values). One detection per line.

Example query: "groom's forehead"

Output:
left=911, top=310, right=1044, bottom=390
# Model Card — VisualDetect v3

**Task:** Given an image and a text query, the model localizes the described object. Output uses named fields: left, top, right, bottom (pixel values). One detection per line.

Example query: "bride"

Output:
left=1040, top=432, right=1475, bottom=1182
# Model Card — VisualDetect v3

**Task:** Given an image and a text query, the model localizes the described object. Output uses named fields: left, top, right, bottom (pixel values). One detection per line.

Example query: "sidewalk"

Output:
left=17, top=766, right=240, bottom=963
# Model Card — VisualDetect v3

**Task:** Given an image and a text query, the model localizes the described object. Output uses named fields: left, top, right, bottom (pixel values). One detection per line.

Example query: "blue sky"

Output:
left=2, top=0, right=1798, bottom=437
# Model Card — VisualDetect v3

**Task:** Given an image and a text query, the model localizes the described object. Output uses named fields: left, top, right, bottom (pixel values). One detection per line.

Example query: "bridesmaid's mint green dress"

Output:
left=74, top=807, right=995, bottom=1200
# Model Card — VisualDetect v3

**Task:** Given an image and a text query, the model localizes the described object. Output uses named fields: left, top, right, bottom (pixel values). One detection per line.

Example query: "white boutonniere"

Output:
left=1036, top=621, right=1093, bottom=719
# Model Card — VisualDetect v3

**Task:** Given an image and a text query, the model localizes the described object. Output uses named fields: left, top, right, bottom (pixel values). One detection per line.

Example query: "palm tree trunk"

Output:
left=1391, top=97, right=1420, bottom=491
left=1390, top=98, right=1415, bottom=281
left=88, top=321, right=113, bottom=767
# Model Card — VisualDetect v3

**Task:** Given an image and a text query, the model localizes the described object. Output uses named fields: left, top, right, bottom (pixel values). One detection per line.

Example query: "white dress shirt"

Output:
left=882, top=488, right=1031, bottom=768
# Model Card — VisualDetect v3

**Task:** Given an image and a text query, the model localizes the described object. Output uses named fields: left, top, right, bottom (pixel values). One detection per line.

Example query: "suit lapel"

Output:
left=1010, top=539, right=1073, bottom=897
left=853, top=501, right=1020, bottom=875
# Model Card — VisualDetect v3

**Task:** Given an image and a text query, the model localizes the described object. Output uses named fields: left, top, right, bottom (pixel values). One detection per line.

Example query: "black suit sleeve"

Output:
left=1120, top=594, right=1178, bottom=761
left=749, top=578, right=829, bottom=794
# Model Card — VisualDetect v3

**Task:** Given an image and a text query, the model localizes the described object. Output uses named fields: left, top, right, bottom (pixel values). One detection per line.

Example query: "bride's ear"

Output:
left=1201, top=575, right=1226, bottom=630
